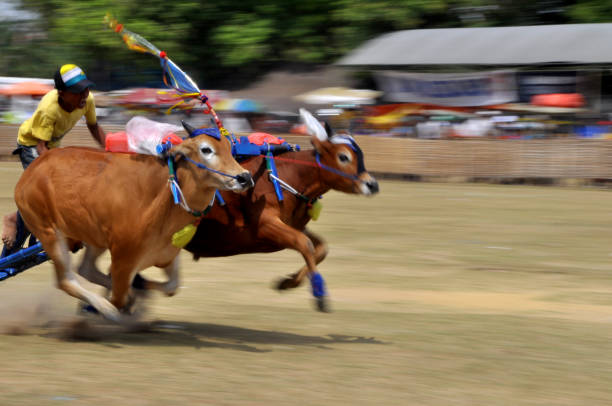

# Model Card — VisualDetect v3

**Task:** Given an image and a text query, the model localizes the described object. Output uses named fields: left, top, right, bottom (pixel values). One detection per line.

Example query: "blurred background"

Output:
left=4, top=3, right=612, bottom=404
left=2, top=0, right=612, bottom=180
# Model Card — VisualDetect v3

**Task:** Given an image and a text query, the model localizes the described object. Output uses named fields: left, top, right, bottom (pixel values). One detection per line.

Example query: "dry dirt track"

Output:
left=1, top=161, right=612, bottom=405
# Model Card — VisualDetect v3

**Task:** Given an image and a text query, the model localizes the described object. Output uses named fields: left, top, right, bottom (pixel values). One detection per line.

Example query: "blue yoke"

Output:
left=232, top=136, right=299, bottom=202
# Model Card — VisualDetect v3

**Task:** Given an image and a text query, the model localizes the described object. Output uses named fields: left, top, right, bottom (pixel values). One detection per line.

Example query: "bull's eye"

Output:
left=338, top=153, right=351, bottom=164
left=201, top=146, right=213, bottom=155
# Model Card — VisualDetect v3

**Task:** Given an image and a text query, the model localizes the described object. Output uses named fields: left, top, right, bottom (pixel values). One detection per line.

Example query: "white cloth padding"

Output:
left=126, top=116, right=183, bottom=155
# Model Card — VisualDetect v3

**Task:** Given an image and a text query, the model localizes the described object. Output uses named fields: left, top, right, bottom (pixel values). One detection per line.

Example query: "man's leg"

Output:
left=2, top=145, right=36, bottom=255
left=1, top=211, right=17, bottom=249
left=1, top=211, right=30, bottom=257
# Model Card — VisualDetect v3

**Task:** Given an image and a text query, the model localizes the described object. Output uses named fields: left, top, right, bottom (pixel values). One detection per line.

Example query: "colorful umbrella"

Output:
left=294, top=87, right=382, bottom=105
left=117, top=88, right=180, bottom=106
left=213, top=98, right=263, bottom=113
left=0, top=81, right=53, bottom=96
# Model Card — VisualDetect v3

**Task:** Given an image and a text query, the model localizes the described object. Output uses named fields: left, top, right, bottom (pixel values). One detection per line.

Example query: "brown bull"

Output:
left=14, top=126, right=253, bottom=321
left=133, top=109, right=379, bottom=311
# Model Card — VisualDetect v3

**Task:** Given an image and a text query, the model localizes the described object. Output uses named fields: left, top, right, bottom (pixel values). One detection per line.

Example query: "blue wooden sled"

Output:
left=0, top=209, right=49, bottom=282
left=0, top=242, right=48, bottom=282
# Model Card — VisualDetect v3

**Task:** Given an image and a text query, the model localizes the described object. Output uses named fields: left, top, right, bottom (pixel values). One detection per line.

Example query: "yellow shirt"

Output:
left=17, top=89, right=97, bottom=148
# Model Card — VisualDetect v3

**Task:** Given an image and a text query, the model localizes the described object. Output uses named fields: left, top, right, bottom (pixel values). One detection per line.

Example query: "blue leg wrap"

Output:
left=81, top=304, right=99, bottom=314
left=310, top=272, right=327, bottom=298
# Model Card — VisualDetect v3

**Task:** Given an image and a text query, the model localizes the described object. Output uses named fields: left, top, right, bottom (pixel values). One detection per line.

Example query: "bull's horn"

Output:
left=324, top=121, right=334, bottom=138
left=181, top=120, right=197, bottom=136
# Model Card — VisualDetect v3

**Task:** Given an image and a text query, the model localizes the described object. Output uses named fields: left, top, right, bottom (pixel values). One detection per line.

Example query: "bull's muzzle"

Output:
left=365, top=179, right=379, bottom=194
left=236, top=171, right=254, bottom=189
left=358, top=173, right=379, bottom=196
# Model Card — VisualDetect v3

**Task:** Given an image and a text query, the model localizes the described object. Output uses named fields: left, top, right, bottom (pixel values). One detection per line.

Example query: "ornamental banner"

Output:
left=374, top=70, right=517, bottom=107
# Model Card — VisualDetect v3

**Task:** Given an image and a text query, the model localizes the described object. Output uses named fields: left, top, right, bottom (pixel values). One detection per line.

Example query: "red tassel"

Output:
left=160, top=51, right=167, bottom=59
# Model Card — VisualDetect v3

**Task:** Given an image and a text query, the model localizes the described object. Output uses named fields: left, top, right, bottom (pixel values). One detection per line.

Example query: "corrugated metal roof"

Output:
left=337, top=24, right=612, bottom=66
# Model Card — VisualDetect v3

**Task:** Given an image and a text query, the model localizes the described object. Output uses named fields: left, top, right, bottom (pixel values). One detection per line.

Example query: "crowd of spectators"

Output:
left=3, top=84, right=612, bottom=140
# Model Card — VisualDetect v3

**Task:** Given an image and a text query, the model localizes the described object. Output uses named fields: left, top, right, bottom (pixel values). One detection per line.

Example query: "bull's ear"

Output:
left=181, top=120, right=197, bottom=137
left=311, top=134, right=333, bottom=155
left=311, top=135, right=321, bottom=153
left=300, top=108, right=327, bottom=141
left=168, top=142, right=189, bottom=162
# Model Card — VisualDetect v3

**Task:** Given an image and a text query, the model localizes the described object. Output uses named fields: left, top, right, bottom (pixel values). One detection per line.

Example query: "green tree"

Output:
left=568, top=0, right=612, bottom=23
left=2, top=0, right=609, bottom=89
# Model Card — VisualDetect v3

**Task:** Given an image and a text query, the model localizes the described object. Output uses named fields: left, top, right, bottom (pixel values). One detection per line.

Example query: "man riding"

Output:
left=1, top=64, right=106, bottom=252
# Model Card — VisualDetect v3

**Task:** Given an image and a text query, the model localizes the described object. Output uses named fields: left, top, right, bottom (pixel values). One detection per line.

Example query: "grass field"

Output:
left=1, top=161, right=612, bottom=405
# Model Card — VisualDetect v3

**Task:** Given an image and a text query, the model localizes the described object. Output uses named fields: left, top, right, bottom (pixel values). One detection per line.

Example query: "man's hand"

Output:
left=35, top=140, right=49, bottom=156
left=87, top=123, right=106, bottom=147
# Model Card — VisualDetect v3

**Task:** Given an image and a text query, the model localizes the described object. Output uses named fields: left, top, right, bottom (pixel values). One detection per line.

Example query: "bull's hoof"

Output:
left=124, top=293, right=145, bottom=315
left=275, top=276, right=297, bottom=291
left=78, top=303, right=99, bottom=315
left=315, top=296, right=331, bottom=313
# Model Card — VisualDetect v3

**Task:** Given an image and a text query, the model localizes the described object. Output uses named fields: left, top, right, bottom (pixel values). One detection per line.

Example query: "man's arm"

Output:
left=35, top=140, right=49, bottom=156
left=87, top=123, right=106, bottom=147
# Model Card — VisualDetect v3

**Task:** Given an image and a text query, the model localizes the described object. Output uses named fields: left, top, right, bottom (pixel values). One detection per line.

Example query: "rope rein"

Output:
left=167, top=177, right=214, bottom=217
left=261, top=151, right=362, bottom=205
left=167, top=155, right=228, bottom=217
left=165, top=143, right=362, bottom=215
left=259, top=153, right=362, bottom=182
left=315, top=153, right=360, bottom=181
left=182, top=155, right=239, bottom=180
left=267, top=173, right=316, bottom=204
